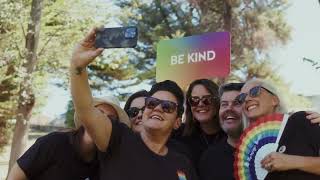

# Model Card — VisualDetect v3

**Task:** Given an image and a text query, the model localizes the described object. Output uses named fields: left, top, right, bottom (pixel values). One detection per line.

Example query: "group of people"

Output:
left=7, top=28, right=320, bottom=180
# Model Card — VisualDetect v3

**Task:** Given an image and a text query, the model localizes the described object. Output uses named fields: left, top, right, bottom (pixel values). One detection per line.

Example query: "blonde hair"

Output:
left=244, top=78, right=288, bottom=114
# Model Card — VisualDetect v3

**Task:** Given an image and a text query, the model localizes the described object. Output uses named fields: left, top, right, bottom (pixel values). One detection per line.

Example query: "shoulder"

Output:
left=289, top=111, right=307, bottom=119
left=287, top=111, right=316, bottom=128
left=286, top=111, right=320, bottom=138
left=36, top=131, right=70, bottom=144
left=27, top=131, right=73, bottom=152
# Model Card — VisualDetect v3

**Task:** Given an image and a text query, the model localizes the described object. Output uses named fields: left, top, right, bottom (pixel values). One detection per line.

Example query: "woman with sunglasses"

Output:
left=238, top=78, right=320, bottom=179
left=125, top=90, right=193, bottom=161
left=124, top=90, right=149, bottom=132
left=175, top=79, right=226, bottom=168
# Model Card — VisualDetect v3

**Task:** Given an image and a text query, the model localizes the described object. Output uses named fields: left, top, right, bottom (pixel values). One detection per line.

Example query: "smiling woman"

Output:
left=173, top=79, right=226, bottom=170
left=239, top=78, right=320, bottom=180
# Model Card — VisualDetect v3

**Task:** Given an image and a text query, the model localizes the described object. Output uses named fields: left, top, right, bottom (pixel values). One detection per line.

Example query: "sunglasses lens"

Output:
left=161, top=101, right=177, bottom=113
left=249, top=86, right=261, bottom=97
left=189, top=97, right=200, bottom=106
left=202, top=96, right=214, bottom=106
left=236, top=93, right=247, bottom=104
left=145, top=97, right=160, bottom=110
left=127, top=107, right=139, bottom=118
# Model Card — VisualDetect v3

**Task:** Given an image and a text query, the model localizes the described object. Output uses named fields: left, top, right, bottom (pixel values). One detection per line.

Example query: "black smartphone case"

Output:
left=95, top=27, right=138, bottom=48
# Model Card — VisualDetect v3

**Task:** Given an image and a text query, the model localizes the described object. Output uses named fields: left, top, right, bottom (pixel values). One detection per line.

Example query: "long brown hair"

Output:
left=183, top=79, right=221, bottom=136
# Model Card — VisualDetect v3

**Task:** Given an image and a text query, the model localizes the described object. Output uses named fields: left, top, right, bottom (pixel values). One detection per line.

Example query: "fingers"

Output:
left=261, top=153, right=275, bottom=171
left=261, top=156, right=273, bottom=171
left=92, top=48, right=104, bottom=58
left=263, top=163, right=274, bottom=172
left=306, top=111, right=320, bottom=124
left=83, top=28, right=98, bottom=43
left=306, top=111, right=317, bottom=119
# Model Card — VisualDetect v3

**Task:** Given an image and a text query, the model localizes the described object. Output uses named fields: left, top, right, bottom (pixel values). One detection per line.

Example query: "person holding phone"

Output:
left=70, top=28, right=198, bottom=180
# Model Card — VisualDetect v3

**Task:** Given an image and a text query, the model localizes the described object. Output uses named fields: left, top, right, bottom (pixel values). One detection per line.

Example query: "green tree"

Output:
left=65, top=100, right=75, bottom=128
left=114, top=0, right=310, bottom=109
left=0, top=0, right=116, bottom=173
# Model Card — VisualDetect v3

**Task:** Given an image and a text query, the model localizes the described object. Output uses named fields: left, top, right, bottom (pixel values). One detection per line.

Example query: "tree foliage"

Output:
left=65, top=100, right=75, bottom=128
left=0, top=0, right=115, bottom=150
left=113, top=0, right=310, bottom=109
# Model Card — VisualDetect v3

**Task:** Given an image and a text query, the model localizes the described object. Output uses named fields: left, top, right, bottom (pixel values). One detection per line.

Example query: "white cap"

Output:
left=74, top=96, right=130, bottom=128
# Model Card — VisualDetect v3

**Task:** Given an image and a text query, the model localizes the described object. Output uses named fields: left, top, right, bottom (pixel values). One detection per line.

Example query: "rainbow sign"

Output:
left=156, top=32, right=230, bottom=88
left=234, top=113, right=289, bottom=180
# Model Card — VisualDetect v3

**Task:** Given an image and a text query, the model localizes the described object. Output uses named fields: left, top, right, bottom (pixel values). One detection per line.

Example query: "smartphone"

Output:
left=95, top=26, right=138, bottom=48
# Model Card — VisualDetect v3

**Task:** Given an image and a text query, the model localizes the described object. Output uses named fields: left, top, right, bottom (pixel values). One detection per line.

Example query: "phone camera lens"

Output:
left=125, top=28, right=136, bottom=38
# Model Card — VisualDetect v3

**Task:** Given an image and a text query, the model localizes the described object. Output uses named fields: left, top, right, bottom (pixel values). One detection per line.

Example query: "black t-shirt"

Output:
left=265, top=111, right=320, bottom=180
left=199, top=139, right=235, bottom=180
left=17, top=131, right=99, bottom=180
left=175, top=126, right=226, bottom=168
left=98, top=119, right=198, bottom=180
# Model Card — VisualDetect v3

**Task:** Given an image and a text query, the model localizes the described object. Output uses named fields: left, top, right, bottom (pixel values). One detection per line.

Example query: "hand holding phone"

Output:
left=95, top=26, right=138, bottom=48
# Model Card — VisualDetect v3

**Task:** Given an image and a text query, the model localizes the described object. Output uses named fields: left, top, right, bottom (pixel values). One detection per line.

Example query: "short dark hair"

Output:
left=124, top=90, right=149, bottom=113
left=149, top=80, right=184, bottom=117
left=219, top=83, right=244, bottom=97
left=184, top=79, right=220, bottom=136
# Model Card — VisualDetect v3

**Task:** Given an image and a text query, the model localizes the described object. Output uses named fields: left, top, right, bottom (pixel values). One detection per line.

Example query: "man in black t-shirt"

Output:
left=70, top=28, right=198, bottom=180
left=199, top=83, right=244, bottom=180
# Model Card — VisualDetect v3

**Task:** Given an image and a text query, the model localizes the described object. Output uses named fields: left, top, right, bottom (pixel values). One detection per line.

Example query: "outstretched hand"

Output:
left=70, top=28, right=104, bottom=69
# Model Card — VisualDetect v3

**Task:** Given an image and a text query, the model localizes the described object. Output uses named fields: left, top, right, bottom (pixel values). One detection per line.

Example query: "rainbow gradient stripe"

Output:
left=177, top=170, right=187, bottom=180
left=234, top=113, right=284, bottom=180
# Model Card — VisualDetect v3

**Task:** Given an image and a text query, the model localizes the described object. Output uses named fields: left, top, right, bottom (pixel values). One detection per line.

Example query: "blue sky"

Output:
left=42, top=0, right=320, bottom=118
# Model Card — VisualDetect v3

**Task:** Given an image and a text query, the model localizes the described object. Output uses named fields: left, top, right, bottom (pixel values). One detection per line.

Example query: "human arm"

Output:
left=7, top=163, right=28, bottom=180
left=261, top=152, right=320, bottom=175
left=70, top=28, right=111, bottom=152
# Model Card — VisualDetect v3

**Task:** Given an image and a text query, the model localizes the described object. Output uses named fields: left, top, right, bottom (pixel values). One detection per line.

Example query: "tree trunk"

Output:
left=218, top=0, right=232, bottom=85
left=7, top=0, right=43, bottom=175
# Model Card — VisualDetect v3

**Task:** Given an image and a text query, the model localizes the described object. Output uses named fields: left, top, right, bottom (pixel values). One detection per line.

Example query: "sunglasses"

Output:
left=235, top=86, right=275, bottom=104
left=145, top=97, right=178, bottom=113
left=188, top=95, right=217, bottom=107
left=126, top=106, right=145, bottom=118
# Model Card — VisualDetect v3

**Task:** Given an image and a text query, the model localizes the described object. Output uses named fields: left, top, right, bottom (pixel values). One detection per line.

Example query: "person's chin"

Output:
left=194, top=115, right=211, bottom=122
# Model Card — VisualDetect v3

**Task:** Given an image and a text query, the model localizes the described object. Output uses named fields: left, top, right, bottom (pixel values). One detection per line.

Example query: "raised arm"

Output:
left=7, top=163, right=28, bottom=180
left=70, top=28, right=112, bottom=152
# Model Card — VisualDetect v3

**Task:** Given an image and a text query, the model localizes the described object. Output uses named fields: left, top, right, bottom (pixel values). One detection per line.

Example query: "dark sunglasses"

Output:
left=145, top=97, right=178, bottom=113
left=188, top=95, right=217, bottom=107
left=235, top=86, right=275, bottom=104
left=126, top=106, right=145, bottom=118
